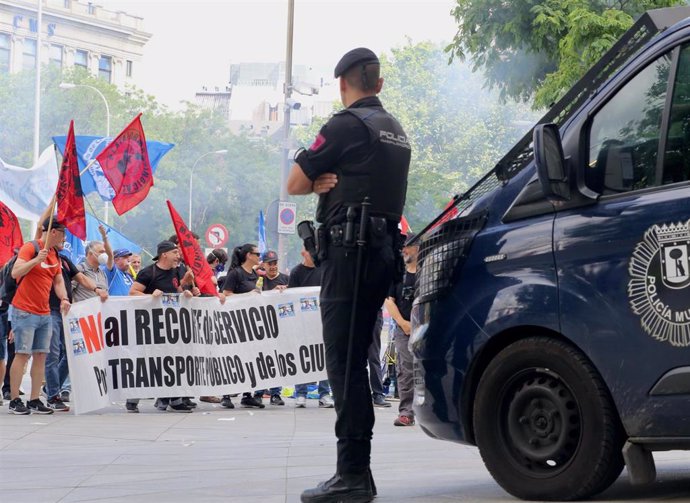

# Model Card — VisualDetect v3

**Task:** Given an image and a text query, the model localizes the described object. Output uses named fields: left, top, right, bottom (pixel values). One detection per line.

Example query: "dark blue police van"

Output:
left=411, top=7, right=690, bottom=501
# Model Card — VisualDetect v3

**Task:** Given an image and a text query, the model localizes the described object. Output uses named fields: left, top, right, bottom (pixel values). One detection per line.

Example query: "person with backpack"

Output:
left=7, top=218, right=72, bottom=415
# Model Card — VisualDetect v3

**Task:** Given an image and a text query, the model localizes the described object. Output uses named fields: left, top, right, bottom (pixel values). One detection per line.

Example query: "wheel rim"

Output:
left=499, top=368, right=582, bottom=477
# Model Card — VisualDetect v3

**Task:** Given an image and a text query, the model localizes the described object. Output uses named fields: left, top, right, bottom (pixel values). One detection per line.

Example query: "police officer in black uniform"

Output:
left=288, top=47, right=410, bottom=503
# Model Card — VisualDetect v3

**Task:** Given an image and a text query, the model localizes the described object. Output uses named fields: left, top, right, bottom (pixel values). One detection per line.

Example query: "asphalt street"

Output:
left=1, top=396, right=689, bottom=502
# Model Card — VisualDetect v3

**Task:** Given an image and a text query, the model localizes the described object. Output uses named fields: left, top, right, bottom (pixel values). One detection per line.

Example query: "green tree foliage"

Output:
left=447, top=0, right=682, bottom=108
left=0, top=66, right=281, bottom=260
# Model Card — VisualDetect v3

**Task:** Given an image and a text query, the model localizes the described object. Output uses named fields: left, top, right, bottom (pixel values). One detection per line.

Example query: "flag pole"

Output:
left=79, top=157, right=99, bottom=177
left=43, top=193, right=58, bottom=251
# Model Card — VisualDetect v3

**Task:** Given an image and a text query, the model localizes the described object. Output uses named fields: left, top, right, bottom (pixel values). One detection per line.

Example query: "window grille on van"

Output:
left=410, top=7, right=690, bottom=245
left=416, top=212, right=487, bottom=303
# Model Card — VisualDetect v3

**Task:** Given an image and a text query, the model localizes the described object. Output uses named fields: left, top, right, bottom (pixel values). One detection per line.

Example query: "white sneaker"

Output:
left=295, top=396, right=307, bottom=408
left=319, top=395, right=334, bottom=408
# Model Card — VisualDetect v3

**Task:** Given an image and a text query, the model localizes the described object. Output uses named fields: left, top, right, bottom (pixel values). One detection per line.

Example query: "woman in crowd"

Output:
left=220, top=243, right=264, bottom=409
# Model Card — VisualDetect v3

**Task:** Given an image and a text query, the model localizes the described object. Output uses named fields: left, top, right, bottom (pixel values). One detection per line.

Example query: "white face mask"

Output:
left=97, top=252, right=109, bottom=265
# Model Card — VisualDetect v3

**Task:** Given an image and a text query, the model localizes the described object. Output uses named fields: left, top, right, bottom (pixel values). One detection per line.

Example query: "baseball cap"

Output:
left=262, top=250, right=278, bottom=263
left=113, top=248, right=132, bottom=259
left=334, top=47, right=379, bottom=78
left=153, top=241, right=177, bottom=261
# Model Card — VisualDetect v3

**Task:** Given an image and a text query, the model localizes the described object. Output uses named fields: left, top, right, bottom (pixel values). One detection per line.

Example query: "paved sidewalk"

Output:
left=1, top=397, right=689, bottom=502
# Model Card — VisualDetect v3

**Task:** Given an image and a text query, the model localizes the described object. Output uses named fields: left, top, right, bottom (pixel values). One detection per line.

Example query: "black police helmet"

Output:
left=334, top=47, right=379, bottom=78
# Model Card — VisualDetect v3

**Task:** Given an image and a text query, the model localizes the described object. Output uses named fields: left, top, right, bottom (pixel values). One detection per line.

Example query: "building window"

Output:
left=98, top=55, right=111, bottom=82
left=126, top=59, right=132, bottom=77
left=0, top=33, right=10, bottom=73
left=22, top=38, right=36, bottom=70
left=49, top=44, right=63, bottom=68
left=74, top=49, right=88, bottom=70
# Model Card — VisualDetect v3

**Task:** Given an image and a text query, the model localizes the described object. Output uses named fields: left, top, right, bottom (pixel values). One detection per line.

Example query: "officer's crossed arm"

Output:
left=287, top=163, right=338, bottom=195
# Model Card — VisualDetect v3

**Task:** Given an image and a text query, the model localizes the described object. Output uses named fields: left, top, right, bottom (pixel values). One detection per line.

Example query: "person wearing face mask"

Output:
left=71, top=225, right=112, bottom=303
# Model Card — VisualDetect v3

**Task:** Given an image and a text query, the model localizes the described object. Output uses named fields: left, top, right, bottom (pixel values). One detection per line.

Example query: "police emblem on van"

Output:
left=628, top=219, right=690, bottom=347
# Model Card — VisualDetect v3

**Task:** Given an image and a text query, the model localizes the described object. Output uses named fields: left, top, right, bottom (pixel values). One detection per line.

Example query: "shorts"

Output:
left=11, top=307, right=52, bottom=354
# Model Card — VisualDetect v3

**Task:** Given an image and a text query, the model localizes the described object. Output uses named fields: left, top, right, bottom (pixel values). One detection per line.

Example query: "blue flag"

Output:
left=63, top=213, right=142, bottom=265
left=52, top=135, right=174, bottom=202
left=258, top=210, right=267, bottom=255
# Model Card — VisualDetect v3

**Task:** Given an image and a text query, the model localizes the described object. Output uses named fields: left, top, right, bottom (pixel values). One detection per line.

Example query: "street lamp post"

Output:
left=189, top=150, right=228, bottom=228
left=59, top=82, right=112, bottom=222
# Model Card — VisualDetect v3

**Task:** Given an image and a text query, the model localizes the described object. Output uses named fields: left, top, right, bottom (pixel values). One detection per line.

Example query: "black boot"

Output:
left=300, top=472, right=374, bottom=503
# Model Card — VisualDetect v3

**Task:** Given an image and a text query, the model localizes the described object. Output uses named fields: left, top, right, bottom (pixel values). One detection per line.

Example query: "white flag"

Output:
left=0, top=147, right=58, bottom=221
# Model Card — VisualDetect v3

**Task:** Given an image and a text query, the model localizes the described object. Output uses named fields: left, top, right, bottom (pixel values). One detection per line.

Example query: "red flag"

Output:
left=56, top=120, right=87, bottom=239
left=429, top=197, right=459, bottom=232
left=399, top=215, right=411, bottom=235
left=166, top=200, right=217, bottom=296
left=96, top=113, right=153, bottom=215
left=0, top=201, right=24, bottom=266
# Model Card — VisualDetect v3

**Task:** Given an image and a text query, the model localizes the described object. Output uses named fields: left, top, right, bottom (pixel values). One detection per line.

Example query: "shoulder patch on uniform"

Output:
left=309, top=133, right=326, bottom=152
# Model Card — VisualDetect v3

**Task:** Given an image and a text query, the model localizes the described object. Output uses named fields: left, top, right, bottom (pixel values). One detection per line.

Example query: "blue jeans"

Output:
left=295, top=380, right=331, bottom=398
left=11, top=307, right=52, bottom=354
left=46, top=311, right=70, bottom=399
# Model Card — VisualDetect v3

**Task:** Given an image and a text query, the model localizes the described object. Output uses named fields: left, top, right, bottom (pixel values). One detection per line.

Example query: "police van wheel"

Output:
left=473, top=337, right=625, bottom=501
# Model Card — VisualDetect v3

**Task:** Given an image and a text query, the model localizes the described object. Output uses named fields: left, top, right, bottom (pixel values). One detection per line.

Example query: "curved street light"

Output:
left=59, top=82, right=112, bottom=223
left=59, top=82, right=111, bottom=137
left=189, top=150, right=228, bottom=226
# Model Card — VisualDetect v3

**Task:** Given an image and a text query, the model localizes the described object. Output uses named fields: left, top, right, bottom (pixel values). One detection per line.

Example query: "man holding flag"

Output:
left=8, top=218, right=71, bottom=415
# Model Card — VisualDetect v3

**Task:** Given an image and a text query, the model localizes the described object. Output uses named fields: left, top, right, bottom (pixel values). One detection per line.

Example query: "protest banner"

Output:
left=64, top=287, right=326, bottom=414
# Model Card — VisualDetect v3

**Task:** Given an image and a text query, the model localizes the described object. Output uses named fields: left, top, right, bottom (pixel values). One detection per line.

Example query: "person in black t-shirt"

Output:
left=260, top=250, right=288, bottom=291
left=252, top=250, right=288, bottom=405
left=221, top=243, right=265, bottom=409
left=384, top=234, right=419, bottom=427
left=128, top=241, right=198, bottom=413
left=290, top=247, right=334, bottom=409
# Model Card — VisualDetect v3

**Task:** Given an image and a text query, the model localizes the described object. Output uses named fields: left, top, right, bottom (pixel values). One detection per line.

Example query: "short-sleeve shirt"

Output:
left=49, top=254, right=79, bottom=311
left=107, top=267, right=134, bottom=296
left=134, top=263, right=186, bottom=295
left=288, top=264, right=322, bottom=288
left=12, top=240, right=61, bottom=316
left=388, top=271, right=416, bottom=322
left=72, top=263, right=108, bottom=303
left=296, top=96, right=379, bottom=183
left=263, top=272, right=289, bottom=291
left=223, top=267, right=259, bottom=294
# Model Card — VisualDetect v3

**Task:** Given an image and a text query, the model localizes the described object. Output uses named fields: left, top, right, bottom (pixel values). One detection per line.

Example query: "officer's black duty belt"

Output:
left=326, top=216, right=395, bottom=249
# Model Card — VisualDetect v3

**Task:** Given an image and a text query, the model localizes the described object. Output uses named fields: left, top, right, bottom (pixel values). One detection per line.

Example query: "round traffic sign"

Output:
left=280, top=208, right=295, bottom=225
left=205, top=223, right=229, bottom=248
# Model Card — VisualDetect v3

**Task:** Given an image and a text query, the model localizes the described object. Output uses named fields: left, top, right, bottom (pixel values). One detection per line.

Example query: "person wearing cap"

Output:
left=7, top=218, right=72, bottom=415
left=107, top=248, right=135, bottom=296
left=384, top=233, right=419, bottom=427
left=288, top=47, right=411, bottom=502
left=128, top=241, right=199, bottom=413
left=251, top=250, right=289, bottom=406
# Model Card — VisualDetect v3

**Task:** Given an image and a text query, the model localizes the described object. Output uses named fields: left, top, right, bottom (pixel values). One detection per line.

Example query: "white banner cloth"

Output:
left=0, top=147, right=58, bottom=221
left=64, top=287, right=326, bottom=414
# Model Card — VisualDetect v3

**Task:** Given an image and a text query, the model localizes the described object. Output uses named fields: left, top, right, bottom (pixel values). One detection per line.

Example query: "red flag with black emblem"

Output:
left=56, top=121, right=87, bottom=239
left=0, top=201, right=24, bottom=266
left=166, top=200, right=217, bottom=296
left=96, top=113, right=153, bottom=215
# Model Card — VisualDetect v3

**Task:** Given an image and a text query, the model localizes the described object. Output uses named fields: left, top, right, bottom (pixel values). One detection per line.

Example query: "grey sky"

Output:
left=100, top=0, right=458, bottom=108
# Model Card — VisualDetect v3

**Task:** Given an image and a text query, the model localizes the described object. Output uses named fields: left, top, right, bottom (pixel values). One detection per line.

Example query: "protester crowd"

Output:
left=0, top=207, right=418, bottom=426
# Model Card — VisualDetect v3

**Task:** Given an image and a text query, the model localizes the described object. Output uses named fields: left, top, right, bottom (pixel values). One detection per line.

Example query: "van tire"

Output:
left=473, top=337, right=625, bottom=500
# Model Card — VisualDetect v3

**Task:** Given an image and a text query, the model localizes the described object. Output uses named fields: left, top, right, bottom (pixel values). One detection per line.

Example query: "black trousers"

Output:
left=320, top=240, right=395, bottom=475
